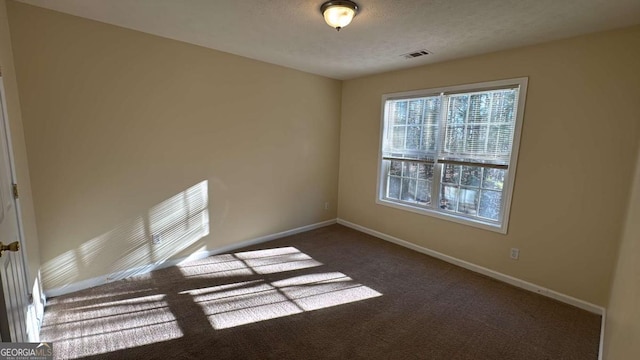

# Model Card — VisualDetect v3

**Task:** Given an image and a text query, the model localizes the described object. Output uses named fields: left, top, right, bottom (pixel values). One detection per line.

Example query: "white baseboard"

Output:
left=337, top=218, right=605, bottom=315
left=44, top=219, right=337, bottom=298
left=599, top=310, right=606, bottom=360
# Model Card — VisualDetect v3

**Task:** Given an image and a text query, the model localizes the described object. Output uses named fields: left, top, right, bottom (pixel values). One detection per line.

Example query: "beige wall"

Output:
left=604, top=142, right=640, bottom=359
left=339, top=26, right=640, bottom=306
left=6, top=0, right=640, bottom=310
left=7, top=2, right=342, bottom=292
left=0, top=0, right=40, bottom=287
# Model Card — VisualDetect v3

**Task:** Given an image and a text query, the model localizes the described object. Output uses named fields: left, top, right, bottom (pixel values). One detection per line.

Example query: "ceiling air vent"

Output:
left=402, top=49, right=431, bottom=59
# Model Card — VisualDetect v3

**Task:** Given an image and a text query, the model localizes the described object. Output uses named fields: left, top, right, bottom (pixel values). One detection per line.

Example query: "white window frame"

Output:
left=376, top=77, right=528, bottom=234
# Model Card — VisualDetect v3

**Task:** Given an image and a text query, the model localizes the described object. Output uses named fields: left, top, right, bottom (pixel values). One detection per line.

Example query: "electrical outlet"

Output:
left=510, top=248, right=520, bottom=260
left=324, top=202, right=330, bottom=210
left=152, top=234, right=162, bottom=245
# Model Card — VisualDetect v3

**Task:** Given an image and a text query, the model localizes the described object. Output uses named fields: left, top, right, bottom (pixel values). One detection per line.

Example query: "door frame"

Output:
left=0, top=76, right=36, bottom=342
left=0, top=78, right=30, bottom=293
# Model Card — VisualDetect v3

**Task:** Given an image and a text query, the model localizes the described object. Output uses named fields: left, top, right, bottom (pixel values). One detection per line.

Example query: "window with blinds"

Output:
left=377, top=78, right=527, bottom=233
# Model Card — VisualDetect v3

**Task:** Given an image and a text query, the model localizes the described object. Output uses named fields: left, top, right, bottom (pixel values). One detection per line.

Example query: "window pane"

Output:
left=424, top=98, right=441, bottom=126
left=469, top=93, right=491, bottom=123
left=421, top=125, right=437, bottom=151
left=401, top=178, right=416, bottom=202
left=417, top=180, right=431, bottom=205
left=407, top=126, right=421, bottom=150
left=491, top=90, right=516, bottom=124
left=479, top=190, right=502, bottom=220
left=392, top=126, right=406, bottom=149
left=444, top=126, right=465, bottom=153
left=488, top=125, right=513, bottom=154
left=444, top=89, right=517, bottom=161
left=440, top=185, right=458, bottom=211
left=403, top=161, right=418, bottom=178
left=460, top=166, right=481, bottom=187
left=418, top=163, right=434, bottom=180
left=447, top=95, right=468, bottom=124
left=385, top=160, right=433, bottom=207
left=390, top=160, right=402, bottom=176
left=442, top=164, right=460, bottom=184
left=465, top=125, right=488, bottom=154
left=407, top=99, right=424, bottom=124
left=393, top=101, right=407, bottom=124
left=458, top=188, right=479, bottom=215
left=482, top=168, right=505, bottom=190
left=388, top=176, right=401, bottom=199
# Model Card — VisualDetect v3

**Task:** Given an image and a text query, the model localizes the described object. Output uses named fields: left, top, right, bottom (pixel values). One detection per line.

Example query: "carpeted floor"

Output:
left=40, top=224, right=602, bottom=359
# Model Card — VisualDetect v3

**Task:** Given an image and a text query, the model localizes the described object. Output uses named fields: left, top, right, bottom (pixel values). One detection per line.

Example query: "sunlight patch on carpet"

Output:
left=41, top=246, right=382, bottom=357
left=177, top=246, right=322, bottom=278
left=180, top=270, right=382, bottom=329
left=41, top=294, right=183, bottom=359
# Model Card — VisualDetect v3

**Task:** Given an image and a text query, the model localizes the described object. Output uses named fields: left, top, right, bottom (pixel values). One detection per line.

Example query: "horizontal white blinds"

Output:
left=442, top=89, right=518, bottom=165
left=382, top=95, right=440, bottom=162
left=383, top=88, right=519, bottom=167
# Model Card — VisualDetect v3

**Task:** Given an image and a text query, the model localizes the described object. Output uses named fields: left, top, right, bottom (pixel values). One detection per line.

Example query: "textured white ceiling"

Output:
left=16, top=0, right=640, bottom=80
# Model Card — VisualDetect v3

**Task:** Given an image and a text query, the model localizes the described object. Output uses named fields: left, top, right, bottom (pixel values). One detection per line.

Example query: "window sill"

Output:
left=375, top=198, right=508, bottom=234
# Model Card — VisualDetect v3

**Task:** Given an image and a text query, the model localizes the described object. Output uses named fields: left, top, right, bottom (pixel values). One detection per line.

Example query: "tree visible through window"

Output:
left=377, top=78, right=527, bottom=233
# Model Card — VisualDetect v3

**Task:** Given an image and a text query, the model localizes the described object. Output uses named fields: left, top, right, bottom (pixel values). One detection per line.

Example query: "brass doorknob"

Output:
left=0, top=241, right=20, bottom=257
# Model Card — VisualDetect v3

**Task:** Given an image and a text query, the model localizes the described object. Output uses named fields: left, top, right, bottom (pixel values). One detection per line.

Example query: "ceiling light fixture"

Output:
left=321, top=1, right=359, bottom=31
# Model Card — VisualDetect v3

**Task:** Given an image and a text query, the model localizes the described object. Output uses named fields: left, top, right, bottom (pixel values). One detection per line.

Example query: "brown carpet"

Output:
left=40, top=224, right=601, bottom=359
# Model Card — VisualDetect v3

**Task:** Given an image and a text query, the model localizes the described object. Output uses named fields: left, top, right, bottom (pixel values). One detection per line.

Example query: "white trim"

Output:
left=377, top=77, right=528, bottom=234
left=598, top=310, right=606, bottom=360
left=337, top=218, right=604, bottom=315
left=44, top=219, right=337, bottom=298
left=0, top=79, right=31, bottom=287
left=0, top=79, right=39, bottom=342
